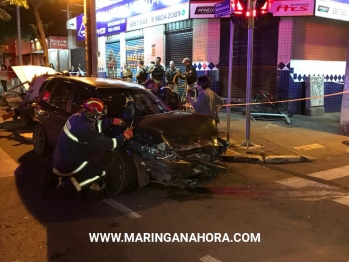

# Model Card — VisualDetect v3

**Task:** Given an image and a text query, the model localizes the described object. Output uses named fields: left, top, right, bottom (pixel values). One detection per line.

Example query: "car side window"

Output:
left=49, top=81, right=74, bottom=111
left=40, top=79, right=58, bottom=102
left=71, top=85, right=92, bottom=113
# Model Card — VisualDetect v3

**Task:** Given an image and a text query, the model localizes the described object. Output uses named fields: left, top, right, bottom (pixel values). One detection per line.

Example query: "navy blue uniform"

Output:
left=53, top=111, right=125, bottom=191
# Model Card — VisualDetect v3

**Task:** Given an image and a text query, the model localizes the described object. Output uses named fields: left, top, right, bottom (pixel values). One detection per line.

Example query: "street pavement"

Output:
left=1, top=108, right=349, bottom=261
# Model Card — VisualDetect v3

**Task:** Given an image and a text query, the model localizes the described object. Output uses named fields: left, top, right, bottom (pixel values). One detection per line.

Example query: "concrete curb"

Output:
left=222, top=154, right=315, bottom=164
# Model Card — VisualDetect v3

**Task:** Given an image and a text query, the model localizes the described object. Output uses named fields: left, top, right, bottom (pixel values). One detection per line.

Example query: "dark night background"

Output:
left=0, top=0, right=84, bottom=44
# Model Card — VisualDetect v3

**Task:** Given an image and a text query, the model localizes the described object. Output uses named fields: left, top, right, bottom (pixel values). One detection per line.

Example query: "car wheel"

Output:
left=106, top=150, right=138, bottom=194
left=33, top=123, right=52, bottom=156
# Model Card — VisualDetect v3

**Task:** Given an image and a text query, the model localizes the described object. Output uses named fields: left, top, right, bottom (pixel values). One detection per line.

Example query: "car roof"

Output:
left=47, top=76, right=146, bottom=90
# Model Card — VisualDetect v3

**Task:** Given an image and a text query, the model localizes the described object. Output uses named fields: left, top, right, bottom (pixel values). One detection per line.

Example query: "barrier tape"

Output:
left=222, top=89, right=349, bottom=107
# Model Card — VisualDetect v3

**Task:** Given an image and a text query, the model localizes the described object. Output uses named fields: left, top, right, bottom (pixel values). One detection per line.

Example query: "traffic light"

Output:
left=231, top=0, right=274, bottom=28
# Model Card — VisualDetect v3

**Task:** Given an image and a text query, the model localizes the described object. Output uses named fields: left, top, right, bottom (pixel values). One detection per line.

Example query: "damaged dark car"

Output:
left=33, top=76, right=229, bottom=194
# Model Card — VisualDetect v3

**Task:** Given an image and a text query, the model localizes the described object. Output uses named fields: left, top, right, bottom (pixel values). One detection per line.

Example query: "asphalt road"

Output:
left=1, top=123, right=349, bottom=262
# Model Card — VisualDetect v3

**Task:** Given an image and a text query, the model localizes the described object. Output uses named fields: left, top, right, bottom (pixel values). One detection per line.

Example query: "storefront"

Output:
left=75, top=0, right=191, bottom=79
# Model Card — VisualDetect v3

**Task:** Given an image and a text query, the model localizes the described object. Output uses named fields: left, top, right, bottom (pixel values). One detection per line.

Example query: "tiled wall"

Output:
left=192, top=19, right=220, bottom=94
left=144, top=25, right=165, bottom=66
left=277, top=18, right=293, bottom=66
left=278, top=17, right=349, bottom=113
left=292, top=17, right=348, bottom=61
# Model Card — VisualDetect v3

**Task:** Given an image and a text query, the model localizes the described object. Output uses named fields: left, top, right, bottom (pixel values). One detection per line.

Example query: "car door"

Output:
left=70, top=84, right=94, bottom=114
left=46, top=80, right=75, bottom=145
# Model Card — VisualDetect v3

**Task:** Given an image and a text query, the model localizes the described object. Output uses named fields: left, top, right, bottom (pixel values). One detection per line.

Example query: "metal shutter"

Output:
left=105, top=42, right=120, bottom=78
left=220, top=17, right=279, bottom=99
left=165, top=24, right=193, bottom=98
left=126, top=38, right=144, bottom=83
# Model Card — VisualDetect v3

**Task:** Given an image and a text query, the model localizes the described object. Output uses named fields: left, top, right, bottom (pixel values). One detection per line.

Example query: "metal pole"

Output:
left=16, top=6, right=22, bottom=65
left=242, top=0, right=255, bottom=149
left=227, top=20, right=234, bottom=142
left=30, top=42, right=32, bottom=65
left=90, top=0, right=97, bottom=77
left=84, top=0, right=92, bottom=76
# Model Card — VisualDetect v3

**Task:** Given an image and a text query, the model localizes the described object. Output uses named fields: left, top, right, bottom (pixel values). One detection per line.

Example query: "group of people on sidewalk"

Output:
left=0, top=60, right=19, bottom=95
left=132, top=56, right=224, bottom=124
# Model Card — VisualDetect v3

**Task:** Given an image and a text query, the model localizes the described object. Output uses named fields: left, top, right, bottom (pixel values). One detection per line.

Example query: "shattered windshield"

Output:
left=97, top=88, right=171, bottom=118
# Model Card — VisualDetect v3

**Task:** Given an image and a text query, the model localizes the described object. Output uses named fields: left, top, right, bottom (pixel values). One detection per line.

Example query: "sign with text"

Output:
left=214, top=0, right=232, bottom=18
left=127, top=2, right=189, bottom=31
left=76, top=0, right=189, bottom=41
left=315, top=0, right=349, bottom=22
left=190, top=1, right=230, bottom=18
left=49, top=36, right=68, bottom=49
left=268, top=0, right=315, bottom=16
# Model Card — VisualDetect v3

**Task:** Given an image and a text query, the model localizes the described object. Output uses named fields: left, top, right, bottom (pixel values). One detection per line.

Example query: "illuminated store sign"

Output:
left=268, top=0, right=315, bottom=16
left=76, top=0, right=189, bottom=41
left=315, top=0, right=349, bottom=22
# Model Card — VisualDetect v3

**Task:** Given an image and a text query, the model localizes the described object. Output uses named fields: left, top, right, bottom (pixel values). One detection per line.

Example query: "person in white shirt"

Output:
left=0, top=64, right=8, bottom=94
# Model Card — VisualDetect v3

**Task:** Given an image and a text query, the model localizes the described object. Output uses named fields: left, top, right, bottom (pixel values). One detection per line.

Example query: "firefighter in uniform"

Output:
left=53, top=98, right=134, bottom=200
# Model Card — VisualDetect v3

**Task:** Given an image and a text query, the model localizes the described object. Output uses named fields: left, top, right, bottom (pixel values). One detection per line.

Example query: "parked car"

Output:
left=33, top=76, right=228, bottom=194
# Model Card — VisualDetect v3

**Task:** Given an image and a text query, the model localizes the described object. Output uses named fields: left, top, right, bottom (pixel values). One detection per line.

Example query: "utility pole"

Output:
left=241, top=0, right=255, bottom=148
left=227, top=20, right=234, bottom=142
left=16, top=6, right=22, bottom=65
left=84, top=0, right=92, bottom=76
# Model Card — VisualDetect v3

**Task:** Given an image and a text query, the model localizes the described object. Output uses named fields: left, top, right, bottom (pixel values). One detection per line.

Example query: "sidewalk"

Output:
left=217, top=111, right=349, bottom=164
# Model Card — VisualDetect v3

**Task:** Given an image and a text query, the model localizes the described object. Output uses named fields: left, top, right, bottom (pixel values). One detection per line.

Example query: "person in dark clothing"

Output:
left=143, top=79, right=159, bottom=96
left=186, top=75, right=223, bottom=123
left=53, top=98, right=134, bottom=200
left=158, top=85, right=181, bottom=110
left=149, top=57, right=165, bottom=86
left=165, top=61, right=182, bottom=94
left=136, top=60, right=148, bottom=84
left=182, top=57, right=198, bottom=101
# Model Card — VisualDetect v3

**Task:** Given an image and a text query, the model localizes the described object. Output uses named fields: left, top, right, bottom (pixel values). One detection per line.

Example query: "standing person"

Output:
left=136, top=60, right=148, bottom=84
left=186, top=75, right=223, bottom=123
left=53, top=98, right=134, bottom=200
left=7, top=60, right=17, bottom=89
left=76, top=66, right=85, bottom=77
left=0, top=65, right=8, bottom=94
left=69, top=65, right=76, bottom=76
left=165, top=61, right=182, bottom=94
left=182, top=57, right=197, bottom=101
left=148, top=57, right=164, bottom=86
left=121, top=62, right=133, bottom=82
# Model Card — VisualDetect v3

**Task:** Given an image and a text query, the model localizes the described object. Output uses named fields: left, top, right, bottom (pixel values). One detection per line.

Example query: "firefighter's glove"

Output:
left=123, top=128, right=134, bottom=140
left=113, top=118, right=124, bottom=126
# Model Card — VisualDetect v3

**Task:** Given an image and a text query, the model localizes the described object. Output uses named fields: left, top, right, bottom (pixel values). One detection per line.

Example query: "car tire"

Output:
left=33, top=123, right=52, bottom=156
left=106, top=150, right=138, bottom=194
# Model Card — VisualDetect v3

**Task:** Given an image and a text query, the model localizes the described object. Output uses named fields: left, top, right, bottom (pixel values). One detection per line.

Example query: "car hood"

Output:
left=132, top=111, right=219, bottom=139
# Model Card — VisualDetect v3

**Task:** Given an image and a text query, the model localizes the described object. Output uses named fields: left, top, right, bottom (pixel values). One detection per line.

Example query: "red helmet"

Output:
left=82, top=98, right=105, bottom=115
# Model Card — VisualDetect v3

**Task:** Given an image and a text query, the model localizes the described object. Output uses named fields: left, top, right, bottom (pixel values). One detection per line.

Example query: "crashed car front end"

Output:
left=126, top=111, right=229, bottom=187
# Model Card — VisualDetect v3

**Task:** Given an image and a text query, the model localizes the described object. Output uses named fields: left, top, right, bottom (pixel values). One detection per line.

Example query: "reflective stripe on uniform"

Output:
left=52, top=161, right=89, bottom=177
left=63, top=124, right=87, bottom=144
left=70, top=177, right=82, bottom=192
left=63, top=124, right=79, bottom=143
left=97, top=120, right=102, bottom=133
left=79, top=170, right=106, bottom=187
left=112, top=138, right=117, bottom=150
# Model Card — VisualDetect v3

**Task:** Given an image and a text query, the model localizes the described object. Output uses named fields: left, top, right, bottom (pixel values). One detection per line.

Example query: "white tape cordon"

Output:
left=222, top=90, right=349, bottom=107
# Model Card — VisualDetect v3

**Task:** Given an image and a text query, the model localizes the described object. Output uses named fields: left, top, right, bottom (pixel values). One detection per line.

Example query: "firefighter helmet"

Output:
left=82, top=98, right=105, bottom=115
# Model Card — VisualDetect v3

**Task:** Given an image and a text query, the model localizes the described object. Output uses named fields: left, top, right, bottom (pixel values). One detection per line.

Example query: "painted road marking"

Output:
left=307, top=165, right=349, bottom=180
left=103, top=199, right=142, bottom=219
left=0, top=146, right=17, bottom=178
left=333, top=196, right=349, bottom=206
left=275, top=177, right=336, bottom=189
left=293, top=143, right=325, bottom=151
left=18, top=132, right=33, bottom=141
left=200, top=255, right=221, bottom=262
